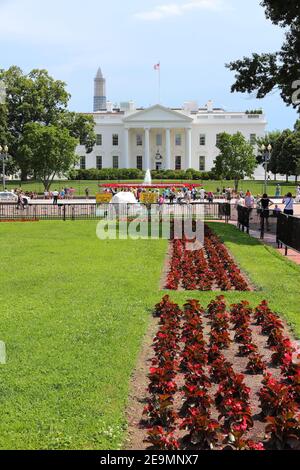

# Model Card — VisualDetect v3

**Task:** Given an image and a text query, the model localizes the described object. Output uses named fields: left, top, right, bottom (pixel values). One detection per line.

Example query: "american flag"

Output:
left=154, top=63, right=160, bottom=70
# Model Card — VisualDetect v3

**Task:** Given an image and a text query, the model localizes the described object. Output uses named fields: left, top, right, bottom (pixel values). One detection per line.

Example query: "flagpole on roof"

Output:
left=154, top=62, right=161, bottom=104
left=159, top=62, right=161, bottom=104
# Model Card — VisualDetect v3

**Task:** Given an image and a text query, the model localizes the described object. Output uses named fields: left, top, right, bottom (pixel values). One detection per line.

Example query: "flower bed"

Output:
left=165, top=226, right=250, bottom=291
left=141, top=296, right=300, bottom=450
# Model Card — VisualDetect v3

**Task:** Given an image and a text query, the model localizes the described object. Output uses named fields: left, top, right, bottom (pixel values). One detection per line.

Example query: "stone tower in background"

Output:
left=93, top=67, right=106, bottom=111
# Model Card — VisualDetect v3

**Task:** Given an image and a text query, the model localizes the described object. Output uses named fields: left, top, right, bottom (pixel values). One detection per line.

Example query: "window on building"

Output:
left=216, top=134, right=222, bottom=146
left=136, top=134, right=143, bottom=146
left=175, top=134, right=182, bottom=146
left=250, top=134, right=257, bottom=146
left=96, top=156, right=102, bottom=170
left=175, top=156, right=182, bottom=171
left=200, top=134, right=206, bottom=146
left=96, top=134, right=102, bottom=146
left=156, top=133, right=162, bottom=146
left=112, top=134, right=119, bottom=146
left=80, top=156, right=86, bottom=170
left=113, top=156, right=119, bottom=169
left=137, top=156, right=143, bottom=170
left=199, top=156, right=206, bottom=172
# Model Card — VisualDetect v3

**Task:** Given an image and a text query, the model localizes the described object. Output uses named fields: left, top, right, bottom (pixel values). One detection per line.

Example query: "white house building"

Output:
left=76, top=69, right=267, bottom=175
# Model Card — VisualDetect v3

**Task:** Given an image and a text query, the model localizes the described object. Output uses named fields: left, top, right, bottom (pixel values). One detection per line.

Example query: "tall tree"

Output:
left=280, top=131, right=300, bottom=182
left=226, top=0, right=300, bottom=111
left=256, top=130, right=283, bottom=178
left=0, top=67, right=96, bottom=180
left=213, top=132, right=257, bottom=192
left=20, top=123, right=78, bottom=190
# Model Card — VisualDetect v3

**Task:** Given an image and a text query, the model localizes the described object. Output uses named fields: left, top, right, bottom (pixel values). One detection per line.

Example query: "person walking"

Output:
left=283, top=192, right=294, bottom=216
left=17, top=193, right=25, bottom=210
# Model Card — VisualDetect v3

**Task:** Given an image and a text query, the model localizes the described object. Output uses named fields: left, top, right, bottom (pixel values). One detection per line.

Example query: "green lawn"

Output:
left=0, top=221, right=167, bottom=450
left=6, top=179, right=299, bottom=197
left=0, top=220, right=300, bottom=450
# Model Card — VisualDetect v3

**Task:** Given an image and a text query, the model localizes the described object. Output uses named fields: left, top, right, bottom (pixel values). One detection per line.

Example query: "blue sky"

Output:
left=0, top=0, right=298, bottom=130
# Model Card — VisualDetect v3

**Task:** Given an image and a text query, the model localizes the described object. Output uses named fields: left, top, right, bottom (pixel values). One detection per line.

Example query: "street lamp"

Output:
left=261, top=144, right=272, bottom=194
left=0, top=144, right=9, bottom=191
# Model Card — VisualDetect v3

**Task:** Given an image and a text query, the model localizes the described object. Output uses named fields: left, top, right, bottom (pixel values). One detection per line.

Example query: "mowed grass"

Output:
left=0, top=220, right=300, bottom=450
left=169, top=222, right=300, bottom=338
left=0, top=221, right=167, bottom=450
left=6, top=179, right=299, bottom=197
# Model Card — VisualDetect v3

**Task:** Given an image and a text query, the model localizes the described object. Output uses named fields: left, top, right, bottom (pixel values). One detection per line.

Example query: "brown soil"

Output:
left=125, top=302, right=298, bottom=450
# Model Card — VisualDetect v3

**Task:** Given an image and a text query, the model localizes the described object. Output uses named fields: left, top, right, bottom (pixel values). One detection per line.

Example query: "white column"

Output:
left=165, top=128, right=171, bottom=170
left=144, top=128, right=150, bottom=170
left=185, top=128, right=192, bottom=169
left=124, top=128, right=129, bottom=169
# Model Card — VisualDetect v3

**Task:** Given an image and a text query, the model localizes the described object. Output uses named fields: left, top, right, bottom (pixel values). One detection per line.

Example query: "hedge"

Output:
left=68, top=168, right=219, bottom=181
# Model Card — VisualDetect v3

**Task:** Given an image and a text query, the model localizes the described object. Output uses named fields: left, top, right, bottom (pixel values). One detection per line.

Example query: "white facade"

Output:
left=76, top=103, right=267, bottom=174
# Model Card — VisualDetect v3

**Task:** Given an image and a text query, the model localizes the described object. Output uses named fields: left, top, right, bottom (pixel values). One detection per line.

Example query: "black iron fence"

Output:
left=277, top=213, right=300, bottom=255
left=0, top=202, right=231, bottom=222
left=237, top=205, right=278, bottom=239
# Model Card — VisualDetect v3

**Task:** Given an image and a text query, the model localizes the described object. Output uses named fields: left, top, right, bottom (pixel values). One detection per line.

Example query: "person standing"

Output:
left=52, top=189, right=59, bottom=205
left=258, top=193, right=274, bottom=231
left=244, top=191, right=255, bottom=220
left=85, top=187, right=90, bottom=200
left=296, top=185, right=300, bottom=203
left=207, top=191, right=214, bottom=203
left=283, top=192, right=294, bottom=216
left=275, top=184, right=281, bottom=198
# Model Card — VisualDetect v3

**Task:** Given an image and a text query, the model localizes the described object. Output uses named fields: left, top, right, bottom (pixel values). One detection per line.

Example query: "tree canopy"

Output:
left=226, top=0, right=300, bottom=111
left=0, top=66, right=96, bottom=180
left=212, top=132, right=257, bottom=191
left=20, top=123, right=78, bottom=190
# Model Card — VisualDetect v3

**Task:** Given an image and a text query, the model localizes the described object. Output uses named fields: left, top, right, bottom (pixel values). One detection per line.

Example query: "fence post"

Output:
left=72, top=206, right=75, bottom=221
left=63, top=205, right=66, bottom=221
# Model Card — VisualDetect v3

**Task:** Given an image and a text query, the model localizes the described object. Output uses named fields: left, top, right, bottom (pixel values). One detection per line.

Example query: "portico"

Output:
left=123, top=105, right=193, bottom=170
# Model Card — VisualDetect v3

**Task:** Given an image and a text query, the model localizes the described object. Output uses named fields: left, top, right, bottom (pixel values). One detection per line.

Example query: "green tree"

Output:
left=59, top=112, right=96, bottom=153
left=0, top=67, right=96, bottom=180
left=226, top=0, right=300, bottom=111
left=213, top=132, right=257, bottom=192
left=280, top=131, right=300, bottom=182
left=256, top=130, right=282, bottom=178
left=20, top=123, right=78, bottom=190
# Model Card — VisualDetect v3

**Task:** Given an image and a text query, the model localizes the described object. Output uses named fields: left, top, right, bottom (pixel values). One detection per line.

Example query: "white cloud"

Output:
left=134, top=0, right=229, bottom=21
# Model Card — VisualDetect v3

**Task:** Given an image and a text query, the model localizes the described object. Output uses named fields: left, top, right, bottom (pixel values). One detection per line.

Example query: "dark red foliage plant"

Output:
left=246, top=353, right=267, bottom=375
left=180, top=408, right=220, bottom=449
left=144, top=427, right=180, bottom=450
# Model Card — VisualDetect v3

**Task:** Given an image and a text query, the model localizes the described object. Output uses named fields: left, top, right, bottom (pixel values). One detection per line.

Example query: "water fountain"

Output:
left=143, top=169, right=152, bottom=186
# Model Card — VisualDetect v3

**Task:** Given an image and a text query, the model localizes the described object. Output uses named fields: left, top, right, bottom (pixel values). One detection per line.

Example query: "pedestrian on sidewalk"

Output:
left=258, top=193, right=274, bottom=232
left=52, top=189, right=59, bottom=205
left=283, top=193, right=294, bottom=216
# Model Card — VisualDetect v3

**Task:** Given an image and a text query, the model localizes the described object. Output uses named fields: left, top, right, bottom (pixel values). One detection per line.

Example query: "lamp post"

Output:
left=261, top=144, right=272, bottom=194
left=0, top=144, right=8, bottom=191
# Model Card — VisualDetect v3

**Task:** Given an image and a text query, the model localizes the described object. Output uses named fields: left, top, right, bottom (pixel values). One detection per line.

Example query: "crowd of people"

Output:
left=43, top=187, right=78, bottom=202
left=106, top=186, right=237, bottom=204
